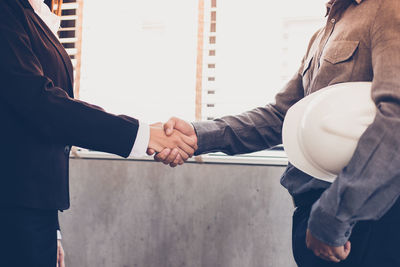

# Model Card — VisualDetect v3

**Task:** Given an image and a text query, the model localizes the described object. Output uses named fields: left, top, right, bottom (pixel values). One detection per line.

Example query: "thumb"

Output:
left=147, top=148, right=155, bottom=155
left=341, top=241, right=351, bottom=260
left=164, top=117, right=177, bottom=136
left=344, top=241, right=351, bottom=255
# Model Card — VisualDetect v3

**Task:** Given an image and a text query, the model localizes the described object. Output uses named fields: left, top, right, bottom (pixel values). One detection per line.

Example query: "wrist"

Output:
left=129, top=121, right=150, bottom=157
left=149, top=126, right=164, bottom=152
left=308, top=199, right=354, bottom=246
left=57, top=230, right=62, bottom=240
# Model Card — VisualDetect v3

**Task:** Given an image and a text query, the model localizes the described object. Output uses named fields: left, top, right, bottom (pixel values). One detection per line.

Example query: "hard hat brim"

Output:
left=282, top=82, right=374, bottom=183
left=283, top=88, right=337, bottom=183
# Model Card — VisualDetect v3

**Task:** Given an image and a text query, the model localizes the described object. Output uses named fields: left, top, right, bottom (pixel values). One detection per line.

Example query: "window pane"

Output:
left=79, top=0, right=198, bottom=122
left=79, top=0, right=326, bottom=147
left=199, top=0, right=324, bottom=120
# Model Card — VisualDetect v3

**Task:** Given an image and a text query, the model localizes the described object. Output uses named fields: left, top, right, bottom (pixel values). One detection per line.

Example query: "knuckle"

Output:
left=155, top=155, right=164, bottom=162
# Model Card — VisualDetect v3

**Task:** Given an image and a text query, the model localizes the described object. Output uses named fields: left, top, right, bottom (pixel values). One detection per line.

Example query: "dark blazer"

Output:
left=0, top=0, right=139, bottom=210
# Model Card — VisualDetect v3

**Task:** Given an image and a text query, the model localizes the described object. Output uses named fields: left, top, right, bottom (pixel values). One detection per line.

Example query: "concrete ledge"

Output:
left=61, top=158, right=296, bottom=267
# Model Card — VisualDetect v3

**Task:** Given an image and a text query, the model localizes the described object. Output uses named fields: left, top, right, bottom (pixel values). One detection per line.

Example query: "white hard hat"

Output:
left=282, top=82, right=376, bottom=183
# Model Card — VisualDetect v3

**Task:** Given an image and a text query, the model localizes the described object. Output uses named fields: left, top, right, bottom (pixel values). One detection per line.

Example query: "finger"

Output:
left=180, top=134, right=198, bottom=153
left=177, top=154, right=185, bottom=165
left=164, top=117, right=177, bottom=136
left=163, top=148, right=179, bottom=165
left=313, top=250, right=339, bottom=263
left=327, top=254, right=341, bottom=263
left=331, top=246, right=349, bottom=261
left=177, top=147, right=190, bottom=161
left=154, top=148, right=171, bottom=162
left=176, top=141, right=194, bottom=158
left=319, top=254, right=341, bottom=263
left=147, top=148, right=155, bottom=155
left=337, top=242, right=351, bottom=260
left=170, top=153, right=182, bottom=167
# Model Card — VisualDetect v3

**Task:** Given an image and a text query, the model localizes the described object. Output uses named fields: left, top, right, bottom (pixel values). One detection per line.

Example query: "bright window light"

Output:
left=79, top=0, right=326, bottom=160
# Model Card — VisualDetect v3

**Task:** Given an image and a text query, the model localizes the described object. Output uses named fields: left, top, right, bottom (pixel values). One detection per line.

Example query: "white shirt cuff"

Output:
left=129, top=122, right=150, bottom=157
left=57, top=230, right=62, bottom=240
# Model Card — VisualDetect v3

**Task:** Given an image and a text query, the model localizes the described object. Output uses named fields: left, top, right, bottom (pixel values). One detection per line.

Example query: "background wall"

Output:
left=60, top=158, right=296, bottom=267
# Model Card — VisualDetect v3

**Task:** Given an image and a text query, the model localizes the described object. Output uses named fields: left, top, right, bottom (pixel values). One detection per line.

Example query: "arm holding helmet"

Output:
left=308, top=0, right=400, bottom=249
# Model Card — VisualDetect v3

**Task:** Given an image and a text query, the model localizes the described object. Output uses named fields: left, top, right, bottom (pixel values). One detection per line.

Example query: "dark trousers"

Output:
left=0, top=207, right=58, bottom=267
left=292, top=191, right=400, bottom=267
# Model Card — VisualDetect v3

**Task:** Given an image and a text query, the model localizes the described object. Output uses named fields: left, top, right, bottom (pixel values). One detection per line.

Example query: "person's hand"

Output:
left=57, top=240, right=65, bottom=267
left=148, top=122, right=197, bottom=162
left=306, top=229, right=351, bottom=263
left=147, top=117, right=198, bottom=167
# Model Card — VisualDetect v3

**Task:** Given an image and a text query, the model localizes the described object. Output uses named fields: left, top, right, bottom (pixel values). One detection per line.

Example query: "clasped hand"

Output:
left=306, top=229, right=351, bottom=263
left=147, top=119, right=198, bottom=166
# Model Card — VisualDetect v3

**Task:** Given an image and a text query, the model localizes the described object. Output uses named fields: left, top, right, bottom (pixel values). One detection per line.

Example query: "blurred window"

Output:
left=78, top=0, right=326, bottom=161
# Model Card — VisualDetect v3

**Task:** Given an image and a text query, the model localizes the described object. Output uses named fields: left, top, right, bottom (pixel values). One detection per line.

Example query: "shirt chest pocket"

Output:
left=323, top=40, right=359, bottom=64
left=319, top=40, right=360, bottom=82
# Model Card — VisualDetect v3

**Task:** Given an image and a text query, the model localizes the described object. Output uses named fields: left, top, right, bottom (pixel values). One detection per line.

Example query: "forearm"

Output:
left=193, top=106, right=283, bottom=155
left=309, top=107, right=400, bottom=246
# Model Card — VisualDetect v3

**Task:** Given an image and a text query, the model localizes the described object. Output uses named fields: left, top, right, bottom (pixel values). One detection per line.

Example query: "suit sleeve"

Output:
left=0, top=7, right=139, bottom=158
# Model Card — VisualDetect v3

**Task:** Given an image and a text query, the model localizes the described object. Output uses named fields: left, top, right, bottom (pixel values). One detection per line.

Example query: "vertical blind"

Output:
left=58, top=0, right=84, bottom=98
left=198, top=0, right=324, bottom=122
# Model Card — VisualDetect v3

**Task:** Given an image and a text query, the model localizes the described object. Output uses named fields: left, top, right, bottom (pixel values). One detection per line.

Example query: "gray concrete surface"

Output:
left=60, top=158, right=296, bottom=267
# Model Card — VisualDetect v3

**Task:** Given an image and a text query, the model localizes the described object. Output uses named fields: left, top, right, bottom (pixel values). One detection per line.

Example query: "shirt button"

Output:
left=64, top=145, right=70, bottom=154
left=345, top=231, right=350, bottom=237
left=330, top=18, right=336, bottom=24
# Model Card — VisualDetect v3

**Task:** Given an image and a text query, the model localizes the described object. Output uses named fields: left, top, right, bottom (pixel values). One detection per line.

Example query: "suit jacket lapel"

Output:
left=27, top=7, right=75, bottom=97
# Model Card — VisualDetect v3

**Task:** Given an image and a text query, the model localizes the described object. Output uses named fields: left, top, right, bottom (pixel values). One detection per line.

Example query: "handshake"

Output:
left=147, top=117, right=198, bottom=167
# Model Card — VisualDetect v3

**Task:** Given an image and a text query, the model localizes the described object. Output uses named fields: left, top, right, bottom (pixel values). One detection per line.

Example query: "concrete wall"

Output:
left=60, top=158, right=296, bottom=267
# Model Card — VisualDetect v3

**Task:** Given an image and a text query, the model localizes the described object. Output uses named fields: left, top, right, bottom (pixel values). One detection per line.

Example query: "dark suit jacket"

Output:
left=0, top=0, right=139, bottom=210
